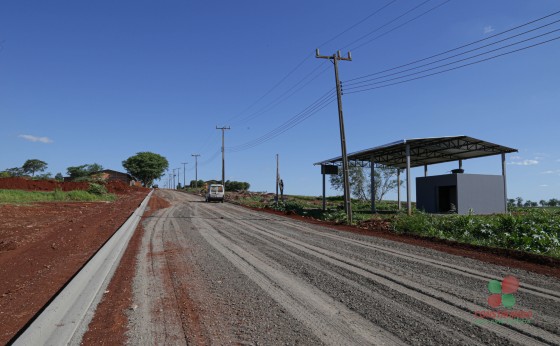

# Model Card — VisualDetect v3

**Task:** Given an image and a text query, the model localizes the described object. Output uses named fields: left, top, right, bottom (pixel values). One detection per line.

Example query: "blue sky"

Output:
left=1, top=0, right=559, bottom=202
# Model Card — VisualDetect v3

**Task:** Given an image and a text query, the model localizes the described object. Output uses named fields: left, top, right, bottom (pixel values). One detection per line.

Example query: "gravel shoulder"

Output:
left=129, top=190, right=560, bottom=345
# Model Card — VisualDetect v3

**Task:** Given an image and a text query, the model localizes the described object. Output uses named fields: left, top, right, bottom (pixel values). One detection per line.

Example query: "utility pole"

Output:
left=316, top=49, right=353, bottom=224
left=191, top=154, right=200, bottom=188
left=216, top=126, right=231, bottom=186
left=172, top=168, right=176, bottom=190
left=181, top=162, right=188, bottom=188
left=176, top=168, right=180, bottom=188
left=275, top=154, right=279, bottom=206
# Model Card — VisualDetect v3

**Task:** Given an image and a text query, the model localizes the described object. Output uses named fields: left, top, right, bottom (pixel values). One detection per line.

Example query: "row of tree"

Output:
left=508, top=197, right=560, bottom=208
left=185, top=180, right=250, bottom=191
left=1, top=160, right=105, bottom=181
left=1, top=152, right=170, bottom=188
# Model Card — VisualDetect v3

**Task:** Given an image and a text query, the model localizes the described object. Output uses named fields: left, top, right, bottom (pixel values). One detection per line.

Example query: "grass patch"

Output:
left=0, top=189, right=116, bottom=204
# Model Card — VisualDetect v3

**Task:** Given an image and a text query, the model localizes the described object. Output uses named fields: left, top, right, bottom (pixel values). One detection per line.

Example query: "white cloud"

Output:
left=540, top=184, right=549, bottom=187
left=508, top=159, right=539, bottom=166
left=484, top=26, right=495, bottom=34
left=541, top=169, right=560, bottom=174
left=510, top=155, right=522, bottom=160
left=18, top=134, right=53, bottom=143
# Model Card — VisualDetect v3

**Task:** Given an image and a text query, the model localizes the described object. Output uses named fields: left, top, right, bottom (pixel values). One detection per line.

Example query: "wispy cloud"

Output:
left=540, top=184, right=549, bottom=187
left=508, top=159, right=539, bottom=166
left=18, top=134, right=53, bottom=144
left=541, top=169, right=560, bottom=174
left=484, top=26, right=495, bottom=34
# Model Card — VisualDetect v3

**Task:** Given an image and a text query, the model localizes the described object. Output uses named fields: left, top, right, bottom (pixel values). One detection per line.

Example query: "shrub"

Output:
left=88, top=183, right=108, bottom=195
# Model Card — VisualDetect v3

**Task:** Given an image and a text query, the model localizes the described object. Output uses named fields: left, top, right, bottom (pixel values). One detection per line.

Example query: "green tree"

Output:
left=55, top=172, right=64, bottom=181
left=122, top=152, right=168, bottom=187
left=67, top=163, right=103, bottom=178
left=330, top=164, right=397, bottom=201
left=516, top=197, right=524, bottom=207
left=22, top=159, right=48, bottom=177
left=548, top=198, right=559, bottom=207
left=539, top=200, right=547, bottom=207
left=225, top=180, right=250, bottom=191
left=3, top=167, right=25, bottom=177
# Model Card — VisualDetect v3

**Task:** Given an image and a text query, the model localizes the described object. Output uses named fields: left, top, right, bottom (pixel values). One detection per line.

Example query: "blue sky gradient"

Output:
left=1, top=1, right=559, bottom=202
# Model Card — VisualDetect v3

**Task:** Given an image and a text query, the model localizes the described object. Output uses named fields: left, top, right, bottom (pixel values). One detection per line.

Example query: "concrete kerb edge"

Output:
left=13, top=190, right=154, bottom=346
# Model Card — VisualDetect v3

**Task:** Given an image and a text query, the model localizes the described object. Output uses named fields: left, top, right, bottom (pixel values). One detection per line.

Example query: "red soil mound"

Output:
left=0, top=178, right=146, bottom=195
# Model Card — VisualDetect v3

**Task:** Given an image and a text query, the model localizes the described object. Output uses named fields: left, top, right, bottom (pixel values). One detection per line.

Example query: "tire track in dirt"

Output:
left=194, top=196, right=560, bottom=345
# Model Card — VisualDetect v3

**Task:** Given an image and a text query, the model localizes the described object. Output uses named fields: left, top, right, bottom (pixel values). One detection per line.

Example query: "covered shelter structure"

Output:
left=314, top=136, right=518, bottom=215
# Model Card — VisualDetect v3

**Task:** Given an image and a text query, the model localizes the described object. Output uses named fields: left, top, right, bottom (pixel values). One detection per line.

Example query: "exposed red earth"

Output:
left=81, top=194, right=170, bottom=345
left=0, top=178, right=149, bottom=344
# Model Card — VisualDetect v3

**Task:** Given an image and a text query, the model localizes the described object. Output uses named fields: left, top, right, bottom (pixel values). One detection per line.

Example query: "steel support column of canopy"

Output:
left=406, top=144, right=412, bottom=215
left=371, top=157, right=376, bottom=213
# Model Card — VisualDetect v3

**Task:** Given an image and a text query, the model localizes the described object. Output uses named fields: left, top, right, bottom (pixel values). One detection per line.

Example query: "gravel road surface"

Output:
left=127, top=190, right=560, bottom=345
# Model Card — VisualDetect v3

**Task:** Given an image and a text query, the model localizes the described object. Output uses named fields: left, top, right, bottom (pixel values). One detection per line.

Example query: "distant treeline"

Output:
left=508, top=197, right=559, bottom=208
left=187, top=180, right=250, bottom=191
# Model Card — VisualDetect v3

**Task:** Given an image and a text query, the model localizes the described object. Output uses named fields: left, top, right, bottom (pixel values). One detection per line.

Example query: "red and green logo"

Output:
left=487, top=275, right=519, bottom=308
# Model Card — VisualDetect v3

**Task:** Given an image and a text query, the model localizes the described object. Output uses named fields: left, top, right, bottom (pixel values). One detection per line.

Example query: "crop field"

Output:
left=226, top=192, right=560, bottom=259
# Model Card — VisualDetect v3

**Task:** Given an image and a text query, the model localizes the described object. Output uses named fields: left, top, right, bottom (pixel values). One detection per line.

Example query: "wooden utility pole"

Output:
left=275, top=154, right=279, bottom=206
left=216, top=126, right=231, bottom=186
left=316, top=49, right=353, bottom=224
left=191, top=154, right=200, bottom=187
left=181, top=162, right=188, bottom=187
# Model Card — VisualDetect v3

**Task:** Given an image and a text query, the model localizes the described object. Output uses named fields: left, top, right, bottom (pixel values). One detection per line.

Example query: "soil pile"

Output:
left=0, top=177, right=146, bottom=195
left=0, top=177, right=89, bottom=191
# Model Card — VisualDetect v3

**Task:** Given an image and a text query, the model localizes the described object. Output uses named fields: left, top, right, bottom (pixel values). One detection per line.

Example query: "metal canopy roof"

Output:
left=314, top=136, right=518, bottom=169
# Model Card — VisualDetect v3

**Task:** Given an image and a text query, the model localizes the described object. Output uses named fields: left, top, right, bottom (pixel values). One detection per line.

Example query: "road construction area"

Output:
left=124, top=190, right=560, bottom=345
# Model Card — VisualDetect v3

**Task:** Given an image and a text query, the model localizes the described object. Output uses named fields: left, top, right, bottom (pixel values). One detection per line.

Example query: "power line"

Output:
left=232, top=62, right=331, bottom=126
left=225, top=1, right=455, bottom=153
left=224, top=1, right=400, bottom=126
left=345, top=23, right=560, bottom=89
left=339, top=0, right=453, bottom=52
left=345, top=34, right=560, bottom=95
left=317, top=0, right=398, bottom=49
left=228, top=88, right=336, bottom=152
left=346, top=9, right=560, bottom=83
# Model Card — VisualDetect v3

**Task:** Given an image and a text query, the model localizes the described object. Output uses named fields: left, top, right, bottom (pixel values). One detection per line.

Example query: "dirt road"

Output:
left=128, top=190, right=560, bottom=345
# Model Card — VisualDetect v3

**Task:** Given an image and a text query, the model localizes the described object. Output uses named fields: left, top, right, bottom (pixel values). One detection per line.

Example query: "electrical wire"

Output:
left=232, top=62, right=331, bottom=125
left=345, top=34, right=560, bottom=95
left=224, top=1, right=399, bottom=127
left=228, top=88, right=336, bottom=152
left=345, top=25, right=560, bottom=89
left=339, top=0, right=454, bottom=53
left=346, top=10, right=560, bottom=83
left=317, top=0, right=398, bottom=49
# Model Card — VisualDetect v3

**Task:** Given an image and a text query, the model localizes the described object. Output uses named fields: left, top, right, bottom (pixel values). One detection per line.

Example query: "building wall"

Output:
left=456, top=174, right=505, bottom=215
left=416, top=174, right=505, bottom=215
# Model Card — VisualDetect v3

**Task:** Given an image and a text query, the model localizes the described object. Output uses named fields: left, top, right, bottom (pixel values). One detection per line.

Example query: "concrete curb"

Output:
left=14, top=190, right=153, bottom=346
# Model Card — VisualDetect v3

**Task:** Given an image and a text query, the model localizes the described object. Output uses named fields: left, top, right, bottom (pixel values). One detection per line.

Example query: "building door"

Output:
left=438, top=186, right=457, bottom=213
